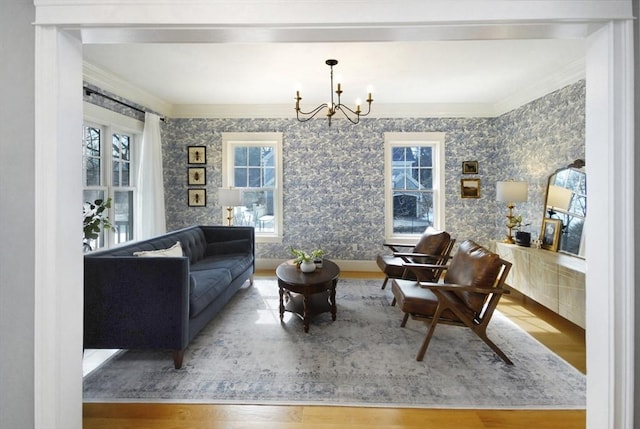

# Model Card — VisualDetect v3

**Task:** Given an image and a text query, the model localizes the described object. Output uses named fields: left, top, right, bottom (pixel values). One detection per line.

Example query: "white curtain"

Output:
left=135, top=112, right=166, bottom=239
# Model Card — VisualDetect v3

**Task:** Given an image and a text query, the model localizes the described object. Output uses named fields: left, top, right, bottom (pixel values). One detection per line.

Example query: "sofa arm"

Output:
left=83, top=256, right=190, bottom=352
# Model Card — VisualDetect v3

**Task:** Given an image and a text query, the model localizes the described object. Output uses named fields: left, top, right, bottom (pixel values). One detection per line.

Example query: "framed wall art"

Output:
left=461, top=178, right=481, bottom=198
left=187, top=146, right=206, bottom=164
left=540, top=218, right=562, bottom=251
left=187, top=188, right=206, bottom=207
left=462, top=160, right=478, bottom=174
left=188, top=167, right=206, bottom=185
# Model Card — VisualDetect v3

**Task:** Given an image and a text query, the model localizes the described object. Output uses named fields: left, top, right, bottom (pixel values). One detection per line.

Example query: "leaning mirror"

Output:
left=542, top=159, right=586, bottom=257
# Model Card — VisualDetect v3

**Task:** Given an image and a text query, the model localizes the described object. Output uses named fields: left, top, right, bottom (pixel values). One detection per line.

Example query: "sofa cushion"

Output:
left=133, top=241, right=183, bottom=257
left=189, top=268, right=233, bottom=318
left=190, top=253, right=253, bottom=280
left=207, top=239, right=251, bottom=255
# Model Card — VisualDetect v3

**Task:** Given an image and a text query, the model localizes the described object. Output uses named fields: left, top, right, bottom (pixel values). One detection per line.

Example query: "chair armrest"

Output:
left=418, top=282, right=510, bottom=295
left=383, top=243, right=413, bottom=253
left=402, top=262, right=449, bottom=270
left=393, top=252, right=452, bottom=259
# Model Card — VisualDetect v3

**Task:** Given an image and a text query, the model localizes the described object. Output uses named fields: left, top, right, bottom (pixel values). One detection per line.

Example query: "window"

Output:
left=384, top=132, right=445, bottom=243
left=83, top=103, right=142, bottom=249
left=222, top=132, right=283, bottom=243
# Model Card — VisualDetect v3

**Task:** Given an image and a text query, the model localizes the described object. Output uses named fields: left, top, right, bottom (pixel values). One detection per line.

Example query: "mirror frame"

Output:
left=541, top=159, right=586, bottom=257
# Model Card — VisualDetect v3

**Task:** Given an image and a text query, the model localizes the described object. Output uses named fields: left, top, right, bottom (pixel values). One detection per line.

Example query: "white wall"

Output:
left=0, top=2, right=36, bottom=428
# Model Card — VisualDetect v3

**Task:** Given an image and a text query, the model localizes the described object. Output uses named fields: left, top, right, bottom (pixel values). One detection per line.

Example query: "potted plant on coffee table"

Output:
left=290, top=246, right=324, bottom=273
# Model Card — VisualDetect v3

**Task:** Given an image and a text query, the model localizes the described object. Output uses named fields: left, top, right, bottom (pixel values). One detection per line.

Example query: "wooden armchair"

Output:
left=391, top=240, right=513, bottom=364
left=376, top=227, right=454, bottom=290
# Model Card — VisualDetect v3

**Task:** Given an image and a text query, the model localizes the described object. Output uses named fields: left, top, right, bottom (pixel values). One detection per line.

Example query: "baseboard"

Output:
left=256, top=258, right=379, bottom=273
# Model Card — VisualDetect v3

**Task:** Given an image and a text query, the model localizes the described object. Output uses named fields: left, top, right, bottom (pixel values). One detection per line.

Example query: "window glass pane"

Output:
left=237, top=189, right=275, bottom=233
left=393, top=191, right=434, bottom=234
left=113, top=190, right=134, bottom=244
left=234, top=167, right=247, bottom=187
left=263, top=166, right=275, bottom=186
left=262, top=147, right=274, bottom=166
left=85, top=158, right=101, bottom=187
left=419, top=168, right=433, bottom=188
left=112, top=160, right=120, bottom=186
left=83, top=189, right=107, bottom=249
left=248, top=168, right=261, bottom=187
left=121, top=136, right=130, bottom=161
left=248, top=147, right=262, bottom=166
left=112, top=134, right=121, bottom=158
left=234, top=147, right=247, bottom=166
left=121, top=162, right=130, bottom=187
left=83, top=126, right=102, bottom=187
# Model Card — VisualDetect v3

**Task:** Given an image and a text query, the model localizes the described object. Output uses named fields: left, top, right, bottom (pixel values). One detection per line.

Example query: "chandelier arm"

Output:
left=335, top=105, right=361, bottom=125
left=296, top=104, right=329, bottom=122
left=296, top=103, right=328, bottom=116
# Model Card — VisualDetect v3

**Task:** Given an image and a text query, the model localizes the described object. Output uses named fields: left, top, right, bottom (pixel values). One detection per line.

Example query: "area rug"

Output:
left=83, top=278, right=586, bottom=409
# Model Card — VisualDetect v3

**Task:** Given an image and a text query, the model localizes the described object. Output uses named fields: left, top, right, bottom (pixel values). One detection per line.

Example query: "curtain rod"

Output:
left=83, top=87, right=165, bottom=121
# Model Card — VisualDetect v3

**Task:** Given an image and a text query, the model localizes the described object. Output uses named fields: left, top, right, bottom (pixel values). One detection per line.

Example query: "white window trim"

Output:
left=383, top=132, right=446, bottom=245
left=222, top=132, right=283, bottom=244
left=83, top=102, right=142, bottom=247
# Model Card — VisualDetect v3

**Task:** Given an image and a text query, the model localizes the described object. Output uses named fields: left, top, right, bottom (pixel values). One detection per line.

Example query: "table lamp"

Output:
left=496, top=181, right=528, bottom=244
left=218, top=188, right=242, bottom=226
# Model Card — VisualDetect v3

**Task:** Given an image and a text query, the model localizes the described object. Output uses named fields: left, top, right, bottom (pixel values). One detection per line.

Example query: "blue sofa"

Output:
left=83, top=225, right=255, bottom=369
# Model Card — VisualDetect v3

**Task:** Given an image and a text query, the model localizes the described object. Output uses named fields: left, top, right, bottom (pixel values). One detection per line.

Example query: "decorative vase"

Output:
left=515, top=231, right=531, bottom=247
left=300, top=260, right=316, bottom=273
left=314, top=257, right=323, bottom=269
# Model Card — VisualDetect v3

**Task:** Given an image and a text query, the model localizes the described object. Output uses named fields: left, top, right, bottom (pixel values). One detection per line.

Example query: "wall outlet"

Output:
left=352, top=244, right=358, bottom=251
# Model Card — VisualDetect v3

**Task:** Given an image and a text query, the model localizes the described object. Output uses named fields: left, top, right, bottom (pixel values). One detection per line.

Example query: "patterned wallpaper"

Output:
left=85, top=80, right=585, bottom=261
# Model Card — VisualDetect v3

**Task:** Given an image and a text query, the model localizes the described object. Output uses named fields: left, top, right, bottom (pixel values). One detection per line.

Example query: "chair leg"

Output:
left=400, top=312, right=409, bottom=327
left=416, top=307, right=444, bottom=361
left=381, top=276, right=389, bottom=289
left=475, top=330, right=514, bottom=365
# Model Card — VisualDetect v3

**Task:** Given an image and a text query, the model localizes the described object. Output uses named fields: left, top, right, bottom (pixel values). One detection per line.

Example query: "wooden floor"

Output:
left=83, top=271, right=586, bottom=429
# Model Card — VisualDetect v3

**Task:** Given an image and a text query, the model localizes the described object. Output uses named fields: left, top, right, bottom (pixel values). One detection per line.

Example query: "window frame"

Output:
left=383, top=132, right=446, bottom=245
left=83, top=102, right=142, bottom=248
left=222, top=132, right=283, bottom=243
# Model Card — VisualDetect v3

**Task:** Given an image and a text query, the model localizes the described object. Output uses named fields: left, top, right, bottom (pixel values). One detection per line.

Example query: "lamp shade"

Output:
left=547, top=185, right=572, bottom=211
left=496, top=181, right=528, bottom=203
left=218, top=188, right=242, bottom=206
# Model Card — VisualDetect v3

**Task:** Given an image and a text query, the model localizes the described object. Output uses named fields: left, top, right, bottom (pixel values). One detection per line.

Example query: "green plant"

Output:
left=507, top=214, right=530, bottom=231
left=83, top=198, right=115, bottom=241
left=290, top=246, right=324, bottom=266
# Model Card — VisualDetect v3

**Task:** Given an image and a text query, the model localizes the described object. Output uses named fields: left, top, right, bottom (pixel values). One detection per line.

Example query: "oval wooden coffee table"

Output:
left=276, top=259, right=340, bottom=333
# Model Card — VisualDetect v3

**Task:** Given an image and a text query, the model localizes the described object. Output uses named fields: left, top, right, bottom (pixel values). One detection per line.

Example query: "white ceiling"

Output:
left=83, top=38, right=586, bottom=118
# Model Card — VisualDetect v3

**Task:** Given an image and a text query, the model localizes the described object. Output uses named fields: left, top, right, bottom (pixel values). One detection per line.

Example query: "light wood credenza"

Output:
left=494, top=242, right=586, bottom=329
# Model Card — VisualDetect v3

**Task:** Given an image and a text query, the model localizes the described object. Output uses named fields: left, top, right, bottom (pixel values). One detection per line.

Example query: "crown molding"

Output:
left=83, top=61, right=173, bottom=116
left=493, top=58, right=585, bottom=116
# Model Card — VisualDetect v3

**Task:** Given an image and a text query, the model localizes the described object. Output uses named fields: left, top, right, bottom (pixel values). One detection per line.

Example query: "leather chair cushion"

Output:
left=443, top=240, right=502, bottom=312
left=412, top=228, right=451, bottom=263
left=391, top=279, right=474, bottom=322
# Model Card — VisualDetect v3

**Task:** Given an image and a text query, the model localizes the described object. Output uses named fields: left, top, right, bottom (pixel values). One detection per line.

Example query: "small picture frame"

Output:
left=187, top=146, right=206, bottom=164
left=188, top=167, right=206, bottom=185
left=461, top=178, right=481, bottom=198
left=540, top=218, right=562, bottom=251
left=462, top=161, right=479, bottom=174
left=188, top=189, right=206, bottom=207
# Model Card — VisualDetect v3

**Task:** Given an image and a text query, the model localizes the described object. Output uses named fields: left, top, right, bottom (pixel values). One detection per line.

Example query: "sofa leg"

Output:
left=173, top=350, right=184, bottom=369
left=250, top=274, right=254, bottom=286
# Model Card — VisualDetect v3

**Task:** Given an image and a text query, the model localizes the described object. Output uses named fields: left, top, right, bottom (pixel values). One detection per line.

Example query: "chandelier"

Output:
left=295, top=59, right=373, bottom=126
